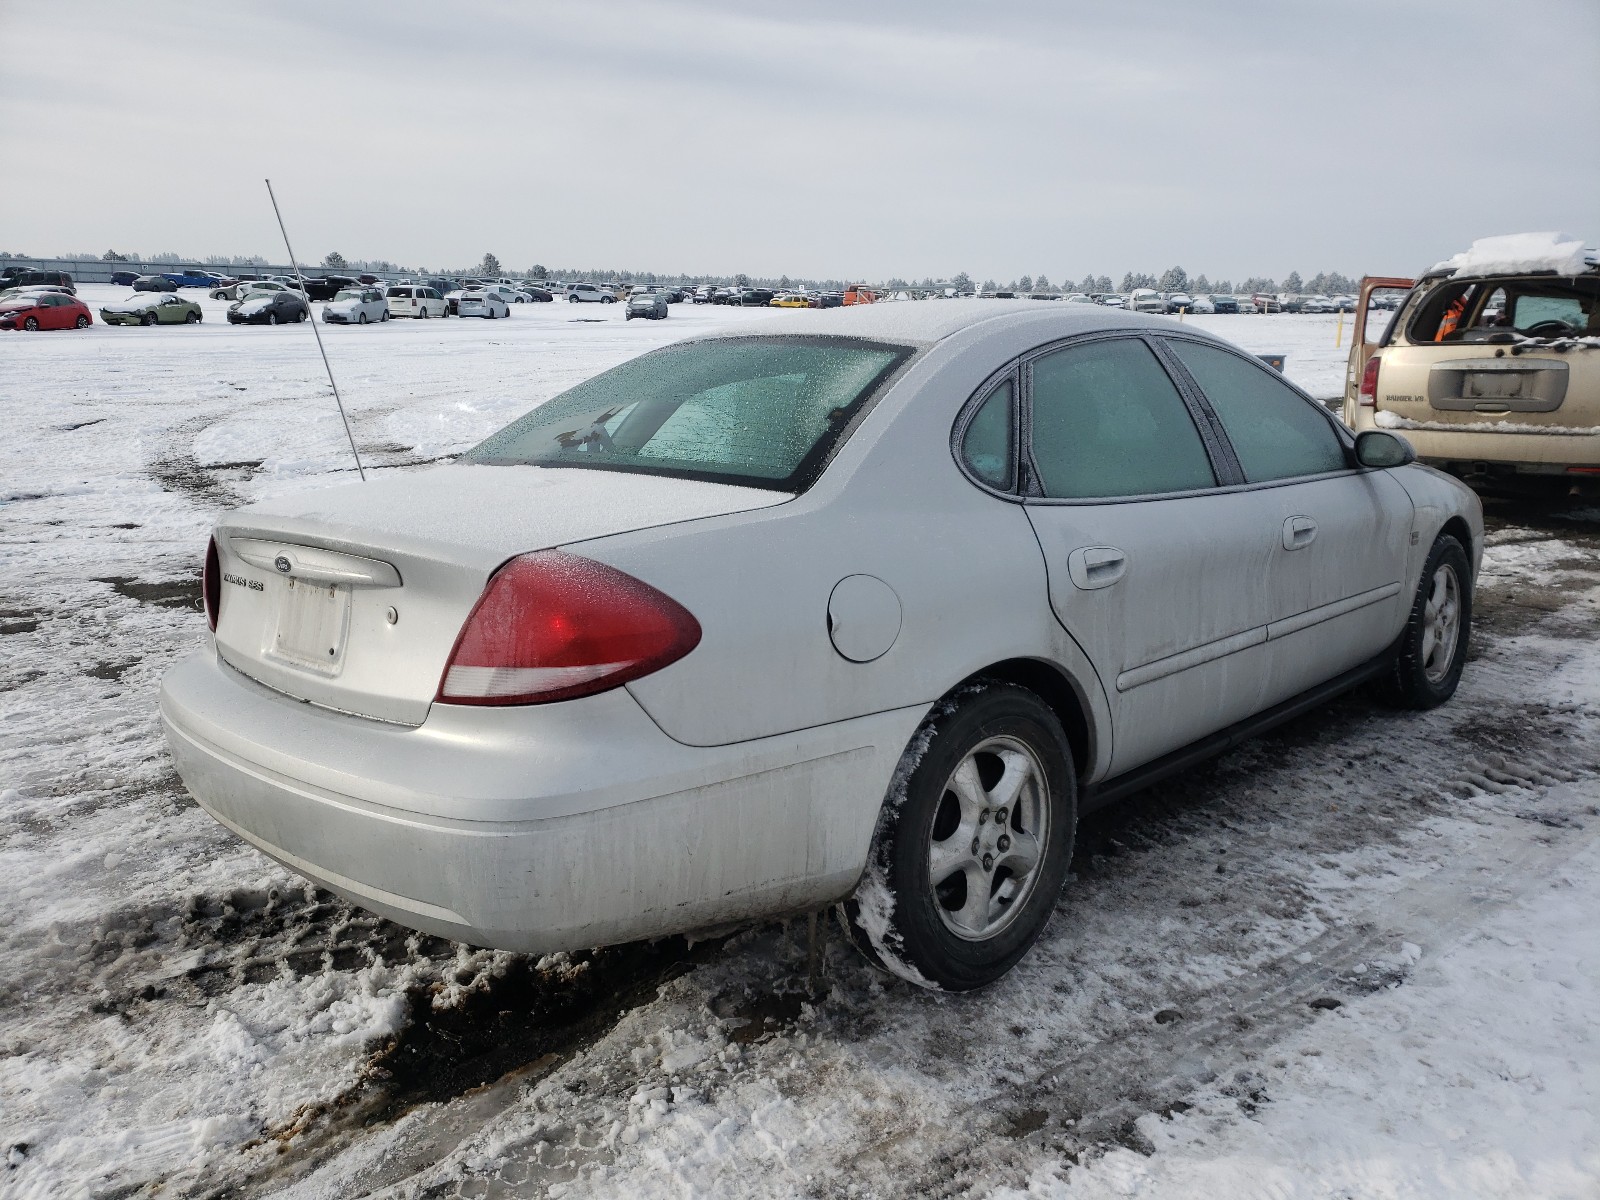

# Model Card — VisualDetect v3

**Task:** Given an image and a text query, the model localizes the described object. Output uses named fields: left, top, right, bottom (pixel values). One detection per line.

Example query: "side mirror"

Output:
left=1354, top=429, right=1416, bottom=469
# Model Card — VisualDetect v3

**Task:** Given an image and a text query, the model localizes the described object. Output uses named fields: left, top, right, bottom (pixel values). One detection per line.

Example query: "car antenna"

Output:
left=264, top=178, right=366, bottom=481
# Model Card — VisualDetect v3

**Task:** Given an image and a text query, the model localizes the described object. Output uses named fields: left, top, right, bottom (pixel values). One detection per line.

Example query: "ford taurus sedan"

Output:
left=160, top=302, right=1481, bottom=990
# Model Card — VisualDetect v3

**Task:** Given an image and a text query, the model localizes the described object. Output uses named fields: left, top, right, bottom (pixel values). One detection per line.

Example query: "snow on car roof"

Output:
left=1429, top=231, right=1597, bottom=279
left=698, top=297, right=1157, bottom=345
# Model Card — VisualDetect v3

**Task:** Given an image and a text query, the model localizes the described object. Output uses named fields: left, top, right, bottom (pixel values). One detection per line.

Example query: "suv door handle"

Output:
left=1282, top=515, right=1318, bottom=551
left=1068, top=546, right=1127, bottom=590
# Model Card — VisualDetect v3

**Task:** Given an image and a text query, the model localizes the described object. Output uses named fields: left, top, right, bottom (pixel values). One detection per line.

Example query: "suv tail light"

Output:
left=1358, top=355, right=1381, bottom=407
left=202, top=536, right=221, bottom=631
left=437, top=551, right=701, bottom=706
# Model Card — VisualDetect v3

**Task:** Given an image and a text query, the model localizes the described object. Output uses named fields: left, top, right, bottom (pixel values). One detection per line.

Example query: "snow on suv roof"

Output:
left=1428, top=231, right=1598, bottom=280
left=702, top=297, right=1160, bottom=345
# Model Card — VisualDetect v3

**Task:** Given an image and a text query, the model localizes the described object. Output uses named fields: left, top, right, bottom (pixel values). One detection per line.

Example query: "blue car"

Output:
left=109, top=270, right=142, bottom=287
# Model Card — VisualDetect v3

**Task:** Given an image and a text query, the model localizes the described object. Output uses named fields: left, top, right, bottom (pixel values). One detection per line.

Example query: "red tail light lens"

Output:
left=437, top=551, right=701, bottom=706
left=1358, top=355, right=1381, bottom=407
left=202, top=536, right=221, bottom=631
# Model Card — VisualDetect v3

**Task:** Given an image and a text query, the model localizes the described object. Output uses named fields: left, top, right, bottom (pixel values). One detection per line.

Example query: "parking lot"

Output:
left=3, top=297, right=1598, bottom=1197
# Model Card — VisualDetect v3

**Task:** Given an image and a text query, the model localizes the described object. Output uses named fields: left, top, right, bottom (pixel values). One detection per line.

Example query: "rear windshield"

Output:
left=1408, top=275, right=1600, bottom=343
left=461, top=336, right=912, bottom=491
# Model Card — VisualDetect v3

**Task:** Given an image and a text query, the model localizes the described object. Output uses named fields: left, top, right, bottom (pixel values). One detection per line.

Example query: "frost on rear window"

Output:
left=461, top=337, right=912, bottom=491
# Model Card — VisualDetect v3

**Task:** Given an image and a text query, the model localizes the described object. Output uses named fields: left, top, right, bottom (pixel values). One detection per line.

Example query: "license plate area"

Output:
left=1429, top=357, right=1568, bottom=412
left=1464, top=371, right=1523, bottom=399
left=268, top=578, right=351, bottom=675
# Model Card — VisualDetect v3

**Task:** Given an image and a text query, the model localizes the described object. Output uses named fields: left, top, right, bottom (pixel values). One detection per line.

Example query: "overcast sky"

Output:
left=3, top=0, right=1596, bottom=283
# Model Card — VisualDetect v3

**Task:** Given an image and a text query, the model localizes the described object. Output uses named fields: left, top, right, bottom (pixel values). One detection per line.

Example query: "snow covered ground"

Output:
left=1, top=288, right=1597, bottom=1198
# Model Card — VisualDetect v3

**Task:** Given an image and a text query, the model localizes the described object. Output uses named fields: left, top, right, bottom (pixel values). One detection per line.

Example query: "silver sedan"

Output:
left=159, top=302, right=1481, bottom=990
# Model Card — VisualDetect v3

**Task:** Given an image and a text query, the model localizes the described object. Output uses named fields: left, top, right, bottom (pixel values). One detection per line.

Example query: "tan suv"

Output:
left=1343, top=234, right=1599, bottom=497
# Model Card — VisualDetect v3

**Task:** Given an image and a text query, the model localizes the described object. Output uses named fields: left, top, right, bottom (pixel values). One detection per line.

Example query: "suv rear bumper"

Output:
left=1373, top=422, right=1600, bottom=471
left=159, top=649, right=920, bottom=953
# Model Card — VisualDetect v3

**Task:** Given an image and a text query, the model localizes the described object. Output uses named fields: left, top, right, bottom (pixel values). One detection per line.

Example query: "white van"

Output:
left=385, top=284, right=448, bottom=319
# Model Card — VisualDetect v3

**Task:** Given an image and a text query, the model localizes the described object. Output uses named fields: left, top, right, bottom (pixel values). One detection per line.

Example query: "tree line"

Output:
left=0, top=249, right=1358, bottom=296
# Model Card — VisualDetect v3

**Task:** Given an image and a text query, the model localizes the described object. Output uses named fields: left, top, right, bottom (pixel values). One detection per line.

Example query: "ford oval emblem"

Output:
left=274, top=555, right=291, bottom=574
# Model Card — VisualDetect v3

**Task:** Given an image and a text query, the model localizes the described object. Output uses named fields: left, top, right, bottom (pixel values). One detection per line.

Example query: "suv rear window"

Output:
left=462, top=336, right=912, bottom=491
left=1409, top=276, right=1599, bottom=343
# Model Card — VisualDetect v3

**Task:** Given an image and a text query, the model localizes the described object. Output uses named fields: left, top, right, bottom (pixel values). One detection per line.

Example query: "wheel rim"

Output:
left=928, top=735, right=1050, bottom=941
left=1421, top=563, right=1461, bottom=684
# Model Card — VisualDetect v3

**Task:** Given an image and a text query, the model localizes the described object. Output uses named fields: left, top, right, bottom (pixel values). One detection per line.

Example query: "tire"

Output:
left=358, top=313, right=368, bottom=324
left=76, top=315, right=91, bottom=328
left=142, top=313, right=157, bottom=327
left=296, top=309, right=307, bottom=322
left=269, top=312, right=279, bottom=326
left=420, top=307, right=430, bottom=319
left=568, top=295, right=578, bottom=304
left=185, top=312, right=199, bottom=324
left=842, top=681, right=1076, bottom=990
left=1382, top=533, right=1471, bottom=709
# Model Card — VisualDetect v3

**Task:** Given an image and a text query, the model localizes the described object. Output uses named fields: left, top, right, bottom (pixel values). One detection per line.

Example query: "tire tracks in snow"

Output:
left=891, top=791, right=1600, bottom=1197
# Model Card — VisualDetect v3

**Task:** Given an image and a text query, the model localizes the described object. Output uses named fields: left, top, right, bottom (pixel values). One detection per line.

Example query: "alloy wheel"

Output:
left=1421, top=563, right=1461, bottom=684
left=928, top=736, right=1050, bottom=940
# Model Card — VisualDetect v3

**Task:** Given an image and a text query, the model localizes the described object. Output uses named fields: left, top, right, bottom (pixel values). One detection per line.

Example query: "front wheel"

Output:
left=1382, top=533, right=1472, bottom=709
left=185, top=311, right=199, bottom=324
left=358, top=312, right=368, bottom=324
left=842, top=682, right=1076, bottom=991
left=142, top=313, right=157, bottom=327
left=268, top=312, right=280, bottom=326
left=76, top=315, right=91, bottom=328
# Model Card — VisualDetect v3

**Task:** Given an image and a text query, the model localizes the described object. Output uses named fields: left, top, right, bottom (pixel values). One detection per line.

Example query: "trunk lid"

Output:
left=212, top=464, right=786, bottom=725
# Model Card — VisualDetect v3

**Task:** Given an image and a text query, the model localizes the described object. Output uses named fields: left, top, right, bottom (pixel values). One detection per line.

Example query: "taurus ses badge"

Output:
left=274, top=555, right=292, bottom=574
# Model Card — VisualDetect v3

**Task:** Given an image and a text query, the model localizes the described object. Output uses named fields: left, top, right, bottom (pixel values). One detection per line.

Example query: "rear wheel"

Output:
left=1383, top=533, right=1471, bottom=709
left=842, top=682, right=1076, bottom=990
left=420, top=306, right=430, bottom=319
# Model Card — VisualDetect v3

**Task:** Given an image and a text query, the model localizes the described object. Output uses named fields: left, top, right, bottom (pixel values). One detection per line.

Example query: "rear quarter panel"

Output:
left=569, top=320, right=1118, bottom=776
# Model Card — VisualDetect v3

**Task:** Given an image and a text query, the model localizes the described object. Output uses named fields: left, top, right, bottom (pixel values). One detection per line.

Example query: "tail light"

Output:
left=1358, top=355, right=1381, bottom=407
left=202, top=536, right=221, bottom=631
left=437, top=551, right=701, bottom=706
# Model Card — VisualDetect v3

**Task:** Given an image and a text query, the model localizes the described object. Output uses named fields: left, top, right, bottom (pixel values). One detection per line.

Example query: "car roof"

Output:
left=698, top=297, right=1176, bottom=346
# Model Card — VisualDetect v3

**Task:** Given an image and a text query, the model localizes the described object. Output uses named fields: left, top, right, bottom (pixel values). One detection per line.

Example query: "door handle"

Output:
left=1068, top=545, right=1127, bottom=590
left=1282, top=515, right=1318, bottom=551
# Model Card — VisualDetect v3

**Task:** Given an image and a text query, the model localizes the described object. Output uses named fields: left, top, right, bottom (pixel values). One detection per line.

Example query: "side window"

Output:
left=959, top=378, right=1014, bottom=490
left=1165, top=340, right=1347, bottom=483
left=1029, top=338, right=1215, bottom=499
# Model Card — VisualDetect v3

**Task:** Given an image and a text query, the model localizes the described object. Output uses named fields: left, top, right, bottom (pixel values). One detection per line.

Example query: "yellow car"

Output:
left=769, top=293, right=813, bottom=309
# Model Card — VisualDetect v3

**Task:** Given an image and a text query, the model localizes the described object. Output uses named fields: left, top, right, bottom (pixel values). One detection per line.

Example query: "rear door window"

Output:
left=1164, top=339, right=1348, bottom=483
left=1028, top=338, right=1215, bottom=498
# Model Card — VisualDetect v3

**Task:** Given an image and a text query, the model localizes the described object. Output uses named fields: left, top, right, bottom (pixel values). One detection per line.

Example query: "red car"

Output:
left=0, top=292, right=93, bottom=330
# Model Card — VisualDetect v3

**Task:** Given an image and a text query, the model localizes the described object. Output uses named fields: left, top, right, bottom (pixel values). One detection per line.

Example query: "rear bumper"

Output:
left=1365, top=416, right=1600, bottom=471
left=1412, top=430, right=1599, bottom=471
left=159, top=649, right=922, bottom=953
